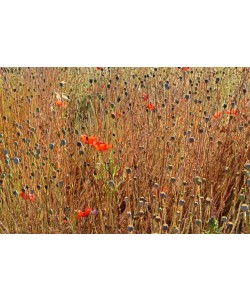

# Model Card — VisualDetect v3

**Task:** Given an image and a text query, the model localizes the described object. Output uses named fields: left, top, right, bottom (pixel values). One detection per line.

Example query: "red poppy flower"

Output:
left=54, top=100, right=66, bottom=108
left=213, top=111, right=223, bottom=120
left=181, top=67, right=190, bottom=71
left=77, top=208, right=92, bottom=219
left=96, top=67, right=101, bottom=70
left=93, top=141, right=112, bottom=151
left=80, top=135, right=97, bottom=145
left=142, top=93, right=149, bottom=101
left=145, top=103, right=155, bottom=111
left=20, top=191, right=35, bottom=202
left=225, top=109, right=238, bottom=117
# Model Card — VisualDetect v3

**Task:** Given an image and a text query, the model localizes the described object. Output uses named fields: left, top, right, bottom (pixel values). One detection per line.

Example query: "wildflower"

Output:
left=80, top=135, right=97, bottom=145
left=181, top=67, right=190, bottom=71
left=145, top=103, right=155, bottom=111
left=77, top=208, right=92, bottom=219
left=142, top=93, right=149, bottom=101
left=54, top=100, right=66, bottom=108
left=213, top=111, right=223, bottom=120
left=225, top=109, right=238, bottom=117
left=93, top=141, right=112, bottom=151
left=20, top=190, right=35, bottom=202
left=96, top=67, right=101, bottom=70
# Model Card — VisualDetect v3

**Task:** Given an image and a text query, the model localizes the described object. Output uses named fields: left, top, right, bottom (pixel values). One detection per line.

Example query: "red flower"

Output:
left=93, top=141, right=112, bottom=151
left=96, top=67, right=101, bottom=70
left=142, top=93, right=149, bottom=101
left=181, top=67, right=190, bottom=71
left=145, top=103, right=155, bottom=111
left=213, top=111, right=223, bottom=120
left=77, top=208, right=92, bottom=219
left=225, top=109, right=238, bottom=117
left=80, top=135, right=97, bottom=145
left=20, top=191, right=35, bottom=202
left=54, top=100, right=66, bottom=108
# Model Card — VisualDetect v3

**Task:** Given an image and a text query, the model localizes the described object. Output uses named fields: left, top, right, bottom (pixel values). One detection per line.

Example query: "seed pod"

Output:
left=170, top=177, right=176, bottom=183
left=240, top=204, right=248, bottom=212
left=195, top=219, right=202, bottom=226
left=226, top=222, right=233, bottom=230
left=173, top=227, right=179, bottom=234
left=221, top=216, right=227, bottom=223
left=13, top=157, right=19, bottom=165
left=159, top=192, right=166, bottom=199
left=162, top=224, right=169, bottom=231
left=179, top=199, right=185, bottom=206
left=127, top=225, right=134, bottom=232
left=60, top=139, right=67, bottom=147
left=155, top=216, right=161, bottom=223
left=244, top=163, right=250, bottom=170
left=49, top=143, right=54, bottom=150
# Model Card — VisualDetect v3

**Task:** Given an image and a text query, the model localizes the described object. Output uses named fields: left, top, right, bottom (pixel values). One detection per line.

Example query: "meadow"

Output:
left=0, top=67, right=249, bottom=233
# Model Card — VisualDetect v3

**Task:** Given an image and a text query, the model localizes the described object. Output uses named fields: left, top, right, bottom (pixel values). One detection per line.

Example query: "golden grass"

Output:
left=0, top=67, right=249, bottom=233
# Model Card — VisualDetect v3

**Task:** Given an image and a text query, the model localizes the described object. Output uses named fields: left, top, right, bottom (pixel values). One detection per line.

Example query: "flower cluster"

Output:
left=80, top=135, right=112, bottom=151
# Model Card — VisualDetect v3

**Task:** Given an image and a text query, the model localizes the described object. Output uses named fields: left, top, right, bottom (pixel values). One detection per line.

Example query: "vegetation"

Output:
left=0, top=67, right=249, bottom=233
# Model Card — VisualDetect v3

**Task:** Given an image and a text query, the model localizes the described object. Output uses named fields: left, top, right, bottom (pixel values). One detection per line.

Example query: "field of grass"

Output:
left=0, top=67, right=249, bottom=233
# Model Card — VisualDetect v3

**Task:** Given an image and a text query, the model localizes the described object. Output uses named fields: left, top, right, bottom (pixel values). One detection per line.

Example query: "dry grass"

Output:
left=0, top=67, right=249, bottom=233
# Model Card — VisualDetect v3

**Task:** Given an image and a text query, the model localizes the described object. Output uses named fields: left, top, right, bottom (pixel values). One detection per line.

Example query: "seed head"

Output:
left=179, top=199, right=185, bottom=206
left=240, top=204, right=248, bottom=212
left=13, top=157, right=19, bottom=165
left=159, top=192, right=166, bottom=199
left=195, top=219, right=202, bottom=226
left=221, top=216, right=227, bottom=223
left=162, top=224, right=169, bottom=231
left=127, top=225, right=134, bottom=232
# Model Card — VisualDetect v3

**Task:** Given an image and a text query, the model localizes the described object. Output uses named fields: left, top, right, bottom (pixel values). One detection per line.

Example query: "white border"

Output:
left=0, top=1, right=249, bottom=299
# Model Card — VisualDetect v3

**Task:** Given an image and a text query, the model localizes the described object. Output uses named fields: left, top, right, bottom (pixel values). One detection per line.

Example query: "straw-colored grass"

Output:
left=0, top=67, right=249, bottom=233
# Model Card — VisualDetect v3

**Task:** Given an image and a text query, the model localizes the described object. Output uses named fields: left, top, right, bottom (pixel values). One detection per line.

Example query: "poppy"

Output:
left=77, top=208, right=92, bottom=219
left=181, top=67, right=190, bottom=71
left=145, top=103, right=155, bottom=111
left=96, top=67, right=101, bottom=70
left=20, top=190, right=35, bottom=202
left=142, top=93, right=149, bottom=101
left=80, top=135, right=97, bottom=145
left=213, top=111, right=223, bottom=120
left=225, top=109, right=238, bottom=117
left=93, top=141, right=112, bottom=151
left=54, top=100, right=66, bottom=108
